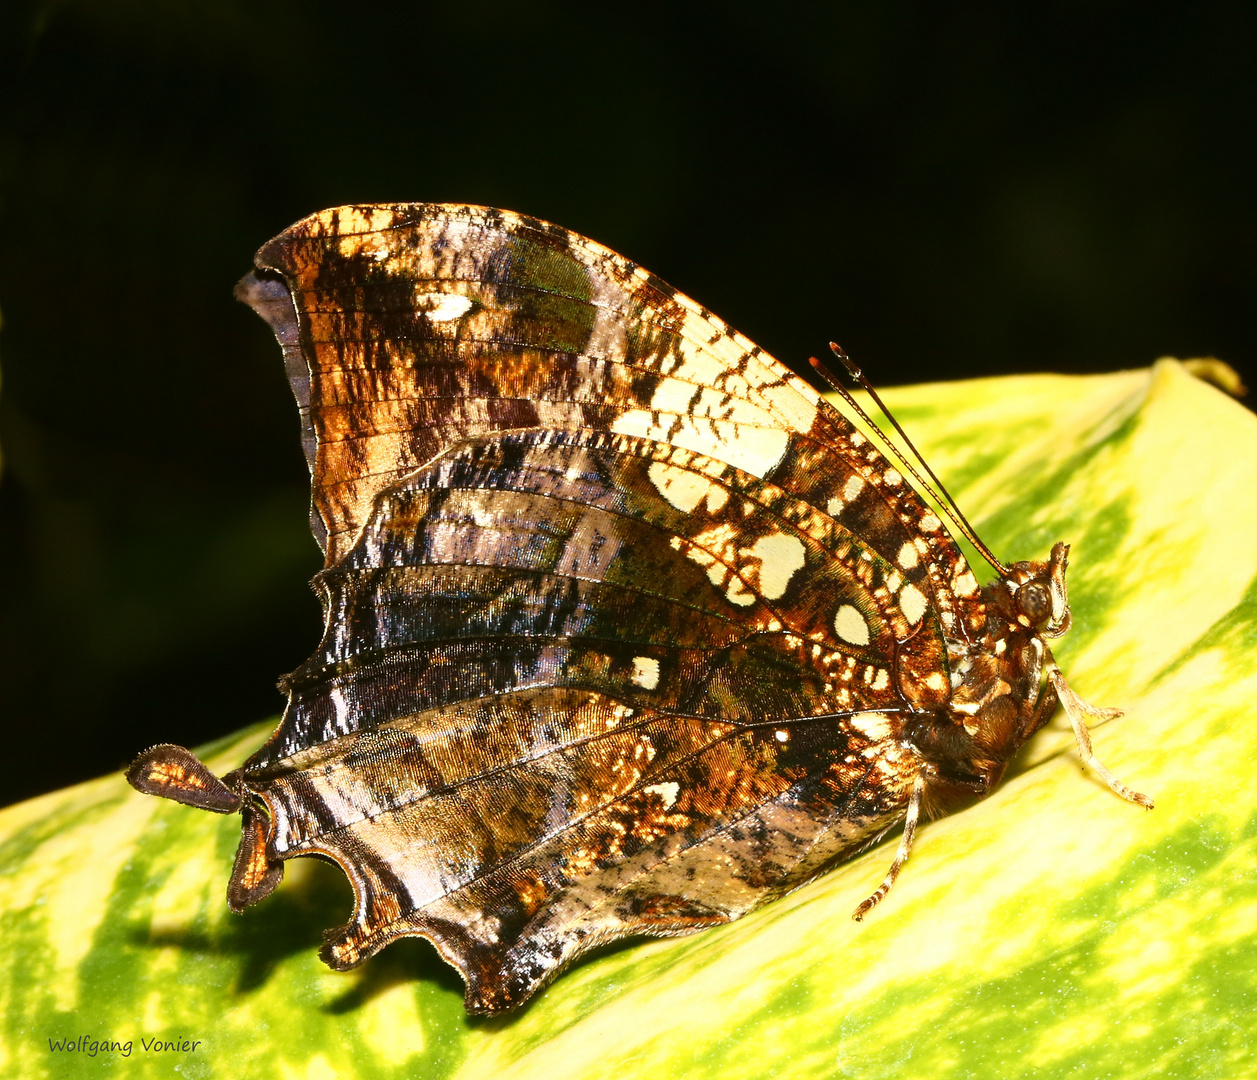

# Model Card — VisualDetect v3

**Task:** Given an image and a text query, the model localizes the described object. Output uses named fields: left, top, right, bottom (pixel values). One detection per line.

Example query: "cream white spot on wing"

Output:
left=646, top=461, right=727, bottom=513
left=662, top=338, right=723, bottom=386
left=746, top=531, right=806, bottom=600
left=723, top=573, right=755, bottom=607
left=329, top=206, right=391, bottom=234
left=612, top=369, right=795, bottom=477
left=670, top=530, right=752, bottom=606
left=882, top=468, right=902, bottom=486
left=843, top=475, right=865, bottom=501
left=954, top=569, right=979, bottom=597
left=329, top=686, right=351, bottom=732
left=850, top=712, right=892, bottom=740
left=759, top=379, right=820, bottom=434
left=631, top=656, right=661, bottom=690
left=672, top=524, right=803, bottom=607
left=897, top=541, right=919, bottom=569
left=920, top=512, right=942, bottom=533
left=642, top=781, right=679, bottom=807
left=826, top=496, right=843, bottom=516
left=872, top=669, right=890, bottom=691
left=415, top=292, right=473, bottom=323
left=775, top=729, right=790, bottom=743
left=834, top=604, right=871, bottom=646
left=899, top=582, right=927, bottom=626
left=644, top=377, right=700, bottom=415
left=611, top=409, right=789, bottom=478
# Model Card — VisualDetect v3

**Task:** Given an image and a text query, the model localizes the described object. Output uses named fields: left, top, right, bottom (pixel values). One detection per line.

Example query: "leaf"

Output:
left=2, top=360, right=1254, bottom=1080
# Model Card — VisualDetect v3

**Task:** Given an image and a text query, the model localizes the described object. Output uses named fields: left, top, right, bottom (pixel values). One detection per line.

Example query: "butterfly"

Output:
left=127, top=203, right=1151, bottom=1014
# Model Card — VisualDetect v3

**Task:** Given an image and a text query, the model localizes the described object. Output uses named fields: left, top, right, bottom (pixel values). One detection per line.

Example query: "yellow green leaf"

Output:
left=2, top=359, right=1253, bottom=1080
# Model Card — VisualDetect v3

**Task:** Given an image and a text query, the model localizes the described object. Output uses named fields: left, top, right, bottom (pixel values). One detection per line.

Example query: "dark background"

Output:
left=1, top=1, right=1253, bottom=805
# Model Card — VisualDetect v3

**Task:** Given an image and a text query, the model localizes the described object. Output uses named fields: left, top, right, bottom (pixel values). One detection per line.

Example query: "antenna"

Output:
left=809, top=345, right=1008, bottom=576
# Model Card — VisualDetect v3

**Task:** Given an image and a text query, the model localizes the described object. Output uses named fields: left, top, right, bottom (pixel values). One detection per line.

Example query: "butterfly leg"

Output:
left=852, top=773, right=926, bottom=921
left=1047, top=666, right=1154, bottom=809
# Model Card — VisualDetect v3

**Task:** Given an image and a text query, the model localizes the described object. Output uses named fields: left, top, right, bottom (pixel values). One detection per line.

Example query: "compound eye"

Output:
left=1017, top=582, right=1051, bottom=623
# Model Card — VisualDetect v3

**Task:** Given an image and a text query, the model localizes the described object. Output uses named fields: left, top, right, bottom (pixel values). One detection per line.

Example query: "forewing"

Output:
left=239, top=203, right=982, bottom=640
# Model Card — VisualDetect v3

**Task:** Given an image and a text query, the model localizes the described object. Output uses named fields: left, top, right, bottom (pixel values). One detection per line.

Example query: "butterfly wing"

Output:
left=236, top=204, right=981, bottom=1011
left=239, top=204, right=979, bottom=631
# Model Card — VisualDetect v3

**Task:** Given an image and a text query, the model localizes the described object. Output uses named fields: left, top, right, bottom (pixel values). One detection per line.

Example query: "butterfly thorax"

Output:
left=906, top=541, right=1072, bottom=811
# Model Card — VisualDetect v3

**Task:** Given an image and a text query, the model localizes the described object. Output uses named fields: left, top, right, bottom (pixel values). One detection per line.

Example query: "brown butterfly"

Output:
left=127, top=203, right=1150, bottom=1013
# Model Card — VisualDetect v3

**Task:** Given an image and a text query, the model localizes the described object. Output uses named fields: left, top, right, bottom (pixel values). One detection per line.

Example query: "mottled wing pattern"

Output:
left=235, top=204, right=983, bottom=1012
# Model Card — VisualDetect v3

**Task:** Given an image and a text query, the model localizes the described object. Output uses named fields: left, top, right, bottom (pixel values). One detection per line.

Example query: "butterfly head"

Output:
left=998, top=540, right=1072, bottom=638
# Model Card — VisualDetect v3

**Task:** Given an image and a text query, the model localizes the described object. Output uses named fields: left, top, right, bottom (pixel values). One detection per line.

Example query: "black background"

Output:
left=1, top=1, right=1253, bottom=805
